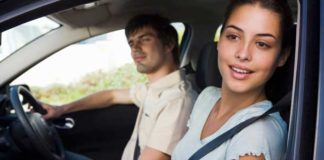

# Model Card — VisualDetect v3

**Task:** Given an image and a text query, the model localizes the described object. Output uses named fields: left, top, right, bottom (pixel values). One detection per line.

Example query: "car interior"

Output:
left=0, top=0, right=299, bottom=160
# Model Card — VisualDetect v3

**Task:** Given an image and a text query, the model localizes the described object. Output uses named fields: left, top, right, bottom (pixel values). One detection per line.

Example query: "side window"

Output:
left=214, top=25, right=222, bottom=42
left=172, top=22, right=185, bottom=44
left=0, top=17, right=60, bottom=62
left=12, top=29, right=144, bottom=104
left=11, top=23, right=186, bottom=104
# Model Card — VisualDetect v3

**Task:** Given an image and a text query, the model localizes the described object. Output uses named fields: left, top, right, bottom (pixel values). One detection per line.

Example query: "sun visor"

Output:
left=50, top=4, right=111, bottom=28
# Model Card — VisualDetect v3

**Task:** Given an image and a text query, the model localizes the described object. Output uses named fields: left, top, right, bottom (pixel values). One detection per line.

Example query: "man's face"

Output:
left=128, top=27, right=167, bottom=74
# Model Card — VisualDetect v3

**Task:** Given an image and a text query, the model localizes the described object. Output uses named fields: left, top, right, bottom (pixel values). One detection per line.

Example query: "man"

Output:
left=42, top=14, right=197, bottom=160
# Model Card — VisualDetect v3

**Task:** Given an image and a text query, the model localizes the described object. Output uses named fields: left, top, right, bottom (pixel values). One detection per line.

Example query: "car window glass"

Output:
left=172, top=22, right=185, bottom=43
left=0, top=17, right=60, bottom=62
left=11, top=23, right=186, bottom=105
left=214, top=25, right=222, bottom=42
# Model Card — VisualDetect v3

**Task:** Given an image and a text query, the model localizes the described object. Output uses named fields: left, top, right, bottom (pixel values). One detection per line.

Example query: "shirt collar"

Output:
left=147, top=69, right=185, bottom=91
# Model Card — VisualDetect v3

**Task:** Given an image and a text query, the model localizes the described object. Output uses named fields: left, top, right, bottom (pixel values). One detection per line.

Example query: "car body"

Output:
left=0, top=0, right=323, bottom=159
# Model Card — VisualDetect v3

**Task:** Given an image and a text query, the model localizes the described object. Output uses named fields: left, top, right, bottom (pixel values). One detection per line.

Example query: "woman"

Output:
left=172, top=0, right=293, bottom=159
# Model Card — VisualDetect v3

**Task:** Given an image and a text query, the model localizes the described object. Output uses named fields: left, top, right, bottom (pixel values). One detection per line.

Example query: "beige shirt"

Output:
left=122, top=69, right=198, bottom=160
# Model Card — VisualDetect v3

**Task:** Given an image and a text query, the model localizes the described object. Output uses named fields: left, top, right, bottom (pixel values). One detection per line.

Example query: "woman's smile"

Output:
left=229, top=64, right=254, bottom=80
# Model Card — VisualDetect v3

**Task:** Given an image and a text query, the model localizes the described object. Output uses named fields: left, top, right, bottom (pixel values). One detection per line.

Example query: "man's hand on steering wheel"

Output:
left=9, top=85, right=65, bottom=160
left=40, top=102, right=65, bottom=120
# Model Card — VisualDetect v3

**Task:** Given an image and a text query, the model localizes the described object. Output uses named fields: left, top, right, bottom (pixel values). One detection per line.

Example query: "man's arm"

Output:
left=139, top=147, right=170, bottom=160
left=42, top=89, right=132, bottom=119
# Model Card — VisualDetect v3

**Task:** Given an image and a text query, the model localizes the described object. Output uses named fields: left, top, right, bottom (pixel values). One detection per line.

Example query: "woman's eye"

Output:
left=256, top=42, right=271, bottom=49
left=226, top=34, right=239, bottom=41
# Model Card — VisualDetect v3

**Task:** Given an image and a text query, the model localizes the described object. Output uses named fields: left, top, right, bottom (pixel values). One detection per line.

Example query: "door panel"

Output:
left=59, top=104, right=138, bottom=160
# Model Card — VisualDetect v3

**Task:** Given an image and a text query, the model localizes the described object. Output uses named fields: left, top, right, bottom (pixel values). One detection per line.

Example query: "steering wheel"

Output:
left=9, top=85, right=64, bottom=160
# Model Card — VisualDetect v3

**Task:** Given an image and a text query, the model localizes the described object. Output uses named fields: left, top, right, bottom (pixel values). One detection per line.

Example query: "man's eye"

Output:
left=141, top=37, right=151, bottom=42
left=256, top=42, right=271, bottom=49
left=128, top=42, right=134, bottom=47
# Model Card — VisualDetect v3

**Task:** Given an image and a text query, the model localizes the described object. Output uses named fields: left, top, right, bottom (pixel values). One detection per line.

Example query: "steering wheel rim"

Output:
left=9, top=85, right=64, bottom=160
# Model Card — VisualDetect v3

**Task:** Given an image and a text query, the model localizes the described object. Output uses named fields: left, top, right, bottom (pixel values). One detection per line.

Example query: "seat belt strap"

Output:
left=133, top=137, right=140, bottom=160
left=188, top=92, right=291, bottom=160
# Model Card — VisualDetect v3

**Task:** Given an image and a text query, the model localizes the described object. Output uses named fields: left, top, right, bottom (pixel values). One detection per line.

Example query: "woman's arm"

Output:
left=240, top=154, right=265, bottom=160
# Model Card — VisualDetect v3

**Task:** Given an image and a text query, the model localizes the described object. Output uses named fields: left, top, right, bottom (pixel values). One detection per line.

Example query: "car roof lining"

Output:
left=0, top=0, right=298, bottom=31
left=0, top=0, right=298, bottom=86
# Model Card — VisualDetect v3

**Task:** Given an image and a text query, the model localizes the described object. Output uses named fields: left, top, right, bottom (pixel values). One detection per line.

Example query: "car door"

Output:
left=286, top=0, right=322, bottom=159
left=314, top=0, right=324, bottom=159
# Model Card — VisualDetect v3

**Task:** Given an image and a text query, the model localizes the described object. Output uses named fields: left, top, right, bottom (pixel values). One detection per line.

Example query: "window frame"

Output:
left=286, top=0, right=320, bottom=159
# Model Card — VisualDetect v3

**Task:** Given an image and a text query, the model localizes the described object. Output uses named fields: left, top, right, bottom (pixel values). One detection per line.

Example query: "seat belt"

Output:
left=188, top=92, right=291, bottom=160
left=133, top=137, right=140, bottom=160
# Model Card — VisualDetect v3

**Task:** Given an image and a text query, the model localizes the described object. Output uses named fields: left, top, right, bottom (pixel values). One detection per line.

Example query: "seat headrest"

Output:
left=266, top=25, right=296, bottom=104
left=195, top=42, right=222, bottom=91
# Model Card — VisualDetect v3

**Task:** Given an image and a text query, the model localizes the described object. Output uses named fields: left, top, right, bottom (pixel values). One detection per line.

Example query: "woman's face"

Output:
left=218, top=4, right=288, bottom=95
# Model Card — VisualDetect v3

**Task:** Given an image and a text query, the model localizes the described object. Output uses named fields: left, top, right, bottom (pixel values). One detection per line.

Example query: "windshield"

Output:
left=0, top=17, right=60, bottom=61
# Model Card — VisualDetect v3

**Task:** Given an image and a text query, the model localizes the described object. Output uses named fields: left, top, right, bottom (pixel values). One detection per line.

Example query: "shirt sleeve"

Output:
left=129, top=84, right=145, bottom=108
left=225, top=116, right=287, bottom=160
left=145, top=94, right=194, bottom=155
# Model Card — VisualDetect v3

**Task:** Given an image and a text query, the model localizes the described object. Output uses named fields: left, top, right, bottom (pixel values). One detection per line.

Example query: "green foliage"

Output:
left=31, top=63, right=147, bottom=105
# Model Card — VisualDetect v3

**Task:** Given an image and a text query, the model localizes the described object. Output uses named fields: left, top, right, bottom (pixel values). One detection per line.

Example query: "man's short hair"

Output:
left=125, top=14, right=180, bottom=66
